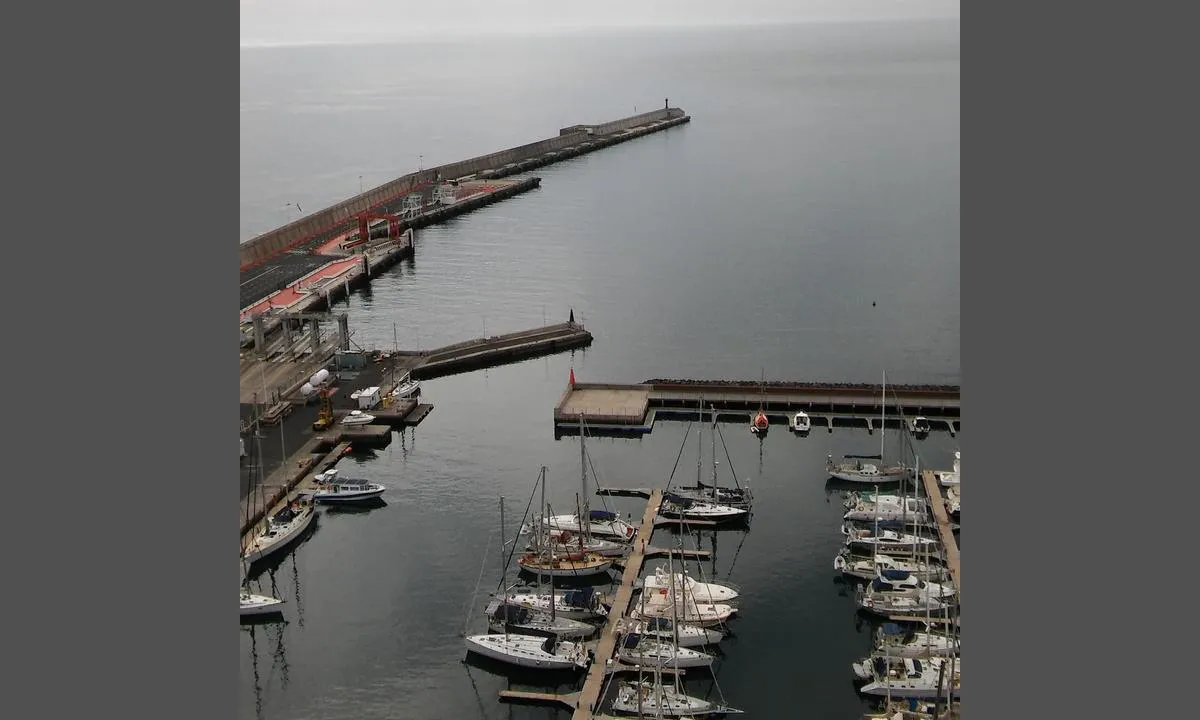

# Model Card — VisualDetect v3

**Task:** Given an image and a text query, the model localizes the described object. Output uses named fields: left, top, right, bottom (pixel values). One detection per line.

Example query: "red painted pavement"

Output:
left=240, top=256, right=362, bottom=322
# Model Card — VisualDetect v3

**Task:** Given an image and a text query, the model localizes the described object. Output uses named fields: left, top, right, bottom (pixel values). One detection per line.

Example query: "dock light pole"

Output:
left=359, top=175, right=363, bottom=194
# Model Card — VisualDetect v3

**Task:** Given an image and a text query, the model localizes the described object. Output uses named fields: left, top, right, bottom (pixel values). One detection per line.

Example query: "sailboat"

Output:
left=617, top=616, right=724, bottom=648
left=524, top=440, right=631, bottom=558
left=750, top=371, right=769, bottom=435
left=391, top=371, right=420, bottom=399
left=671, top=402, right=753, bottom=509
left=827, top=371, right=915, bottom=483
left=615, top=632, right=715, bottom=669
left=834, top=550, right=950, bottom=583
left=463, top=631, right=590, bottom=670
left=613, top=550, right=741, bottom=716
left=518, top=476, right=614, bottom=578
left=484, top=494, right=595, bottom=639
left=857, top=655, right=960, bottom=699
left=239, top=434, right=286, bottom=617
left=530, top=417, right=638, bottom=542
left=874, top=622, right=960, bottom=658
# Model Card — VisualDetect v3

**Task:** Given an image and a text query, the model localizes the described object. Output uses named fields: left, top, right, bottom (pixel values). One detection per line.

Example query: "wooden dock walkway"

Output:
left=499, top=690, right=579, bottom=710
left=921, top=470, right=961, bottom=591
left=571, top=489, right=665, bottom=719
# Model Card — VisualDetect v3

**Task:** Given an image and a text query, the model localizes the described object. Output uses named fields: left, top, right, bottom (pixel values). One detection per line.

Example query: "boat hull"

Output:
left=617, top=646, right=714, bottom=669
left=243, top=505, right=316, bottom=565
left=313, top=487, right=385, bottom=504
left=613, top=683, right=714, bottom=717
left=503, top=593, right=607, bottom=620
left=829, top=468, right=914, bottom=484
left=464, top=633, right=586, bottom=670
left=517, top=557, right=614, bottom=577
left=239, top=594, right=285, bottom=617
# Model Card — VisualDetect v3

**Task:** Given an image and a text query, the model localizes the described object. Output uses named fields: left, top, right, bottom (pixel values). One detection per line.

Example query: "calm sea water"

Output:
left=240, top=19, right=959, bottom=720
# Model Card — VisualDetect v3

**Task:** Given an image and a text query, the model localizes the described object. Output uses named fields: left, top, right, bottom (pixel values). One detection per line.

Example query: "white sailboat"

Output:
left=616, top=632, right=715, bottom=669
left=844, top=495, right=930, bottom=524
left=617, top=616, right=724, bottom=648
left=529, top=528, right=630, bottom=558
left=242, top=494, right=316, bottom=565
left=463, top=632, right=589, bottom=670
left=872, top=568, right=956, bottom=599
left=391, top=371, right=420, bottom=398
left=518, top=472, right=614, bottom=578
left=484, top=598, right=595, bottom=639
left=834, top=550, right=950, bottom=583
left=612, top=679, right=734, bottom=717
left=671, top=402, right=754, bottom=509
left=827, top=372, right=915, bottom=483
left=642, top=566, right=740, bottom=603
left=502, top=586, right=608, bottom=620
left=857, top=655, right=960, bottom=699
left=843, top=525, right=940, bottom=554
left=874, top=622, right=960, bottom=658
left=239, top=590, right=285, bottom=617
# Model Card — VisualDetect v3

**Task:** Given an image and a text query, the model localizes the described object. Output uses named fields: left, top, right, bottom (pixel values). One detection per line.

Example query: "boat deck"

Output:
left=922, top=470, right=961, bottom=590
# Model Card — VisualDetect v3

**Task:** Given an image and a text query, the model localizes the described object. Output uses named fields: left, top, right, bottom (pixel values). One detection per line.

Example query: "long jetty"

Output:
left=239, top=107, right=692, bottom=310
left=553, top=379, right=961, bottom=436
left=921, top=470, right=961, bottom=591
left=498, top=488, right=696, bottom=718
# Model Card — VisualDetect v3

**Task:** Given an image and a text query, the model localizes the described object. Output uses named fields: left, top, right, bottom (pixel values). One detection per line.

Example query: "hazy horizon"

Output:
left=241, top=0, right=959, bottom=47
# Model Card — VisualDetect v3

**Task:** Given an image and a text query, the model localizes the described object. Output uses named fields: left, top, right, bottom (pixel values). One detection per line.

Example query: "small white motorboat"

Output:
left=910, top=416, right=932, bottom=436
left=239, top=590, right=285, bottom=617
left=936, top=451, right=961, bottom=487
left=311, top=469, right=385, bottom=504
left=616, top=633, right=715, bottom=669
left=463, top=632, right=589, bottom=670
left=641, top=566, right=740, bottom=603
left=392, top=373, right=421, bottom=398
left=618, top=616, right=724, bottom=648
left=633, top=589, right=737, bottom=627
left=242, top=496, right=316, bottom=565
left=790, top=411, right=812, bottom=433
left=341, top=410, right=376, bottom=425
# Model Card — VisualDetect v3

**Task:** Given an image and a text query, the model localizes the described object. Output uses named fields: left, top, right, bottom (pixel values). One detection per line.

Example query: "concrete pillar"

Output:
left=338, top=314, right=350, bottom=351
left=310, top=319, right=321, bottom=355
left=253, top=316, right=267, bottom=359
left=282, top=318, right=293, bottom=350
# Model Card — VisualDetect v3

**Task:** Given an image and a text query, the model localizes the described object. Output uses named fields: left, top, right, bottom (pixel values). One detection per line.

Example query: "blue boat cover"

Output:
left=621, top=633, right=643, bottom=649
left=913, top=659, right=923, bottom=674
left=882, top=569, right=911, bottom=581
left=646, top=617, right=672, bottom=631
left=870, top=578, right=889, bottom=591
left=563, top=587, right=595, bottom=606
left=880, top=623, right=905, bottom=636
left=589, top=509, right=617, bottom=522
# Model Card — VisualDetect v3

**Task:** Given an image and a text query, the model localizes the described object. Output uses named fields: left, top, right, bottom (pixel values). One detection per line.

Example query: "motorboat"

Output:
left=463, top=632, right=589, bottom=670
left=484, top=599, right=595, bottom=639
left=239, top=590, right=284, bottom=617
left=616, top=633, right=715, bottom=669
left=641, top=566, right=740, bottom=603
left=617, top=616, right=724, bottom=648
left=242, top=496, right=316, bottom=565
left=790, top=411, right=812, bottom=433
left=311, top=469, right=385, bottom=504
left=910, top=416, right=931, bottom=436
left=341, top=410, right=376, bottom=425
left=935, top=451, right=960, bottom=487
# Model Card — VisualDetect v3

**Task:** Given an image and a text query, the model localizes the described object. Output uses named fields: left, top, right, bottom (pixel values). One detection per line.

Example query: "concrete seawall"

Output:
left=240, top=107, right=689, bottom=271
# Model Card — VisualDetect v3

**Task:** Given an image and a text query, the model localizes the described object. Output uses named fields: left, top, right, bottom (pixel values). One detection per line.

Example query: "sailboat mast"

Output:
left=499, top=496, right=506, bottom=583
left=697, top=396, right=703, bottom=487
left=710, top=403, right=717, bottom=486
left=880, top=370, right=887, bottom=461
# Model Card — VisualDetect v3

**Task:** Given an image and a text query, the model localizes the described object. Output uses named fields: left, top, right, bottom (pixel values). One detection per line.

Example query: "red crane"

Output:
left=346, top=212, right=405, bottom=250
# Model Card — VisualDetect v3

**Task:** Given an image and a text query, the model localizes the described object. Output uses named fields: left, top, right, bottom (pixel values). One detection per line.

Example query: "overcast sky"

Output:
left=241, top=0, right=959, bottom=46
